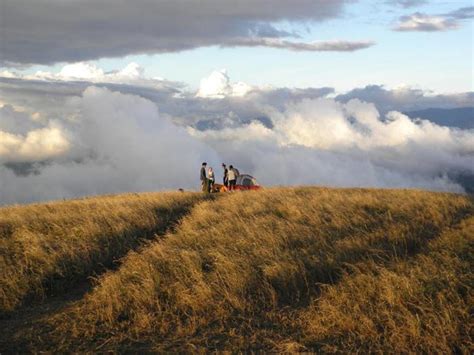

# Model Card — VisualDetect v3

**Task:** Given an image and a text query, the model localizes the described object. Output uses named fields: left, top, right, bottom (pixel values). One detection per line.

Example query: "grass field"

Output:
left=0, top=187, right=472, bottom=353
left=0, top=192, right=212, bottom=314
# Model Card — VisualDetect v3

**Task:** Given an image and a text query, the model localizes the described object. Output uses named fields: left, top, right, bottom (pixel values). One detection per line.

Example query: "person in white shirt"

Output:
left=228, top=165, right=236, bottom=191
left=208, top=167, right=215, bottom=192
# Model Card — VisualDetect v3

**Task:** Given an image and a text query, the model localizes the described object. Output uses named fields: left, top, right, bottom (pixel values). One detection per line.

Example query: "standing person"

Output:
left=233, top=166, right=240, bottom=178
left=200, top=162, right=208, bottom=193
left=228, top=165, right=237, bottom=191
left=222, top=163, right=229, bottom=187
left=208, top=167, right=215, bottom=193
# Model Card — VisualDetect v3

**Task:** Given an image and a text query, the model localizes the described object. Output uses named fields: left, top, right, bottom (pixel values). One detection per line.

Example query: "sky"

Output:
left=0, top=0, right=473, bottom=204
left=3, top=0, right=473, bottom=93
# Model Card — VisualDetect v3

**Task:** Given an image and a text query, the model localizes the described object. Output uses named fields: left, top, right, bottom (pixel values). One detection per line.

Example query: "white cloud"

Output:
left=0, top=104, right=70, bottom=163
left=2, top=62, right=169, bottom=90
left=0, top=104, right=39, bottom=134
left=0, top=87, right=220, bottom=204
left=395, top=13, right=458, bottom=32
left=274, top=98, right=467, bottom=152
left=0, top=124, right=70, bottom=163
left=1, top=71, right=473, bottom=204
left=393, top=6, right=474, bottom=32
left=196, top=70, right=232, bottom=98
left=116, top=62, right=145, bottom=79
left=196, top=70, right=254, bottom=98
left=0, top=70, right=16, bottom=79
left=232, top=81, right=255, bottom=98
left=58, top=62, right=105, bottom=80
left=191, top=98, right=474, bottom=192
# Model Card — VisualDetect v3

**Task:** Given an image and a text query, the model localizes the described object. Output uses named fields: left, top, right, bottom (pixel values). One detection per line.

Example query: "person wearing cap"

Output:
left=200, top=162, right=208, bottom=193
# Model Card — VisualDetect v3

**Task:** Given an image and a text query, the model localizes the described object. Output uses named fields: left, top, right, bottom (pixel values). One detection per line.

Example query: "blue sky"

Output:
left=17, top=0, right=472, bottom=94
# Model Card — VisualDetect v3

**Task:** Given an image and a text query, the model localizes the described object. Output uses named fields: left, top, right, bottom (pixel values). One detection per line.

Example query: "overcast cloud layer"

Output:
left=0, top=0, right=378, bottom=66
left=1, top=64, right=473, bottom=204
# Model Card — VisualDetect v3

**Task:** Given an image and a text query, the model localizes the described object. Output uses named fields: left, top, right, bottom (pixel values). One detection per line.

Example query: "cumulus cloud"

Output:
left=1, top=82, right=473, bottom=205
left=196, top=70, right=254, bottom=99
left=0, top=104, right=71, bottom=164
left=0, top=124, right=70, bottom=163
left=0, top=0, right=372, bottom=66
left=1, top=67, right=473, bottom=204
left=0, top=87, right=220, bottom=204
left=191, top=98, right=474, bottom=192
left=394, top=6, right=473, bottom=32
left=0, top=104, right=40, bottom=134
left=57, top=62, right=105, bottom=80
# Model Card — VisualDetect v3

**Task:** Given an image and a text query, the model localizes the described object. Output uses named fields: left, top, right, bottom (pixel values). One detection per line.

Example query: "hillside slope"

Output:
left=1, top=188, right=473, bottom=353
left=0, top=192, right=213, bottom=314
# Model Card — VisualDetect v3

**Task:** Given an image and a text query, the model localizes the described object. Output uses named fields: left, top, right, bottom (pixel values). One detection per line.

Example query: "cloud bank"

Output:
left=0, top=87, right=220, bottom=203
left=1, top=71, right=473, bottom=204
left=1, top=62, right=178, bottom=90
left=189, top=98, right=474, bottom=191
left=3, top=64, right=472, bottom=122
left=0, top=0, right=374, bottom=66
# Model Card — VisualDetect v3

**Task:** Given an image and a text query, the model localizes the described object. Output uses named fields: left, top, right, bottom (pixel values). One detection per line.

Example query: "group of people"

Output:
left=200, top=162, right=240, bottom=193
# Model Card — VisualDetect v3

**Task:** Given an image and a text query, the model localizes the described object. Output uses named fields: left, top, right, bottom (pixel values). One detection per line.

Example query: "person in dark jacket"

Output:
left=200, top=162, right=208, bottom=193
left=222, top=163, right=229, bottom=187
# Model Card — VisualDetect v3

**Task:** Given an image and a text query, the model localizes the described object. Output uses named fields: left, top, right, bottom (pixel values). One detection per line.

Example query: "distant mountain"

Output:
left=404, top=107, right=474, bottom=130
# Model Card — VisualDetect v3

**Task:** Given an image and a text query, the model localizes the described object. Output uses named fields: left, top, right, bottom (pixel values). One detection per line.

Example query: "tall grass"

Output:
left=301, top=216, right=474, bottom=353
left=0, top=192, right=211, bottom=314
left=36, top=187, right=472, bottom=352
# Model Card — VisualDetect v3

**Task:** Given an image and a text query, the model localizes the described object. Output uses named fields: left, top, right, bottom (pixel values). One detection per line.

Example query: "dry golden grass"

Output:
left=301, top=215, right=474, bottom=353
left=0, top=192, right=211, bottom=314
left=0, top=187, right=472, bottom=353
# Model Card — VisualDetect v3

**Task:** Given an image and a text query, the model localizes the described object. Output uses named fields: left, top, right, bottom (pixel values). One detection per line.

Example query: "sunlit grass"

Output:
left=0, top=192, right=211, bottom=314
left=1, top=187, right=472, bottom=352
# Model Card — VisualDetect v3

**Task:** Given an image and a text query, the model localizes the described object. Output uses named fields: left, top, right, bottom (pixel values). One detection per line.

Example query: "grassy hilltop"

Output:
left=0, top=187, right=473, bottom=353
